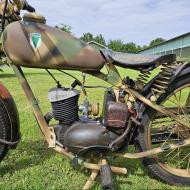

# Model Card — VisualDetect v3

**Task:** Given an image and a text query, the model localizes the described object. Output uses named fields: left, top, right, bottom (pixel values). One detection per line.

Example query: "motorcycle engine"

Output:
left=48, top=87, right=80, bottom=124
left=48, top=87, right=128, bottom=155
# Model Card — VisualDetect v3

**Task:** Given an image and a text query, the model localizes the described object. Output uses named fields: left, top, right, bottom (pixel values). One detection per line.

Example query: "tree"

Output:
left=80, top=33, right=94, bottom=42
left=55, top=24, right=72, bottom=34
left=93, top=34, right=106, bottom=46
left=108, top=40, right=142, bottom=53
left=122, top=42, right=142, bottom=53
left=149, top=38, right=166, bottom=47
left=108, top=40, right=124, bottom=52
left=54, top=24, right=167, bottom=53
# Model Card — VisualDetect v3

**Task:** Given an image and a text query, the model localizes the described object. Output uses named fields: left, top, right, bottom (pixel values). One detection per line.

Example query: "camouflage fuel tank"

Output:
left=2, top=13, right=105, bottom=71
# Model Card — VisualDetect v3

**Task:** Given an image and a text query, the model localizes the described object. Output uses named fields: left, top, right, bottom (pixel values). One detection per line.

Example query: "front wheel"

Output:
left=136, top=75, right=190, bottom=186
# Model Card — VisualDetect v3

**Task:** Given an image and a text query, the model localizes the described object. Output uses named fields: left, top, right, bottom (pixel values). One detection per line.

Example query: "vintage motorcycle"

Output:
left=0, top=0, right=190, bottom=189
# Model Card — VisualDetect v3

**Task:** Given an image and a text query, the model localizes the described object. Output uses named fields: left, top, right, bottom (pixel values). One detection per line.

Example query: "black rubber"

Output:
left=136, top=75, right=190, bottom=186
left=0, top=98, right=12, bottom=162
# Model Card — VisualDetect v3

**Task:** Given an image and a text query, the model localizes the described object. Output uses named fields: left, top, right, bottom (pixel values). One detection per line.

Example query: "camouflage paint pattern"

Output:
left=87, top=62, right=123, bottom=87
left=1, top=2, right=190, bottom=181
left=0, top=0, right=22, bottom=20
left=2, top=18, right=105, bottom=71
left=12, top=65, right=56, bottom=148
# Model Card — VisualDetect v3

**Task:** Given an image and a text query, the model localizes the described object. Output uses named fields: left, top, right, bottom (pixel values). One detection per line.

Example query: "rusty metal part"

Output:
left=136, top=70, right=151, bottom=91
left=12, top=65, right=56, bottom=147
left=124, top=87, right=190, bottom=128
left=151, top=62, right=177, bottom=97
left=151, top=62, right=188, bottom=100
left=103, top=101, right=128, bottom=129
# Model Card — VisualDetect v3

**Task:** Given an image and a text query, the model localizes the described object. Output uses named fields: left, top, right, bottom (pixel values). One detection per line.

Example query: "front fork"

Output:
left=12, top=65, right=56, bottom=148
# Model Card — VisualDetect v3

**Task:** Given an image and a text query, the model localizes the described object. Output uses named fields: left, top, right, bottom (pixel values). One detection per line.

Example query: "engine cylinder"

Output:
left=48, top=88, right=80, bottom=124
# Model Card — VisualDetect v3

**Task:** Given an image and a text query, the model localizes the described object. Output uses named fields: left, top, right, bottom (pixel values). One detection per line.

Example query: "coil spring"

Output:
left=136, top=70, right=151, bottom=91
left=151, top=62, right=178, bottom=98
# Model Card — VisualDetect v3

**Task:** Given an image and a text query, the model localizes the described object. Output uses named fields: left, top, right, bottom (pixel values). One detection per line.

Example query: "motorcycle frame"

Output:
left=11, top=63, right=190, bottom=163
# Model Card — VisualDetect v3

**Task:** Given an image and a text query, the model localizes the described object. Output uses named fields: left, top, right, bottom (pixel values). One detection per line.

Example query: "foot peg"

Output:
left=100, top=160, right=114, bottom=190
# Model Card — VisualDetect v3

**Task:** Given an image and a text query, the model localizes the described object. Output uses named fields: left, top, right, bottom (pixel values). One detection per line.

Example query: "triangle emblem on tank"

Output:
left=29, top=33, right=42, bottom=50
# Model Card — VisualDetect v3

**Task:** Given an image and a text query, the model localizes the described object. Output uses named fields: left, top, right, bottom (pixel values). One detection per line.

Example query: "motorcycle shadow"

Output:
left=0, top=139, right=55, bottom=176
left=0, top=73, right=16, bottom=78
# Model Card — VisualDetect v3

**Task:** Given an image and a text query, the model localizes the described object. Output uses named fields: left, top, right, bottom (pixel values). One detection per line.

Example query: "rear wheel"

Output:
left=137, top=76, right=190, bottom=186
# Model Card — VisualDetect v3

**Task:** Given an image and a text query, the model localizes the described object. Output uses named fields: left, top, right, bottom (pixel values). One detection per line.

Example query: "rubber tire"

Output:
left=0, top=98, right=12, bottom=162
left=136, top=75, right=190, bottom=186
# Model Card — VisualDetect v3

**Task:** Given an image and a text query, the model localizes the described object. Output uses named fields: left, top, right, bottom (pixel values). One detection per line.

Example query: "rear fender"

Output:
left=0, top=82, right=20, bottom=148
left=178, top=64, right=190, bottom=77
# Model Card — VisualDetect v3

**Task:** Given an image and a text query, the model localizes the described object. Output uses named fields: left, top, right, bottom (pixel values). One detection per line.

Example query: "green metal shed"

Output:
left=139, top=32, right=190, bottom=61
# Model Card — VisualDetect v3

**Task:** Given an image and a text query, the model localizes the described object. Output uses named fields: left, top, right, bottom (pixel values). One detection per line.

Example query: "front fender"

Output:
left=0, top=82, right=20, bottom=148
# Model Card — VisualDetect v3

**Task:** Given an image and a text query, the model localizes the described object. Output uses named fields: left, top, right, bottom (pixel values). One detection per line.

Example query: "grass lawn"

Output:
left=0, top=67, right=188, bottom=190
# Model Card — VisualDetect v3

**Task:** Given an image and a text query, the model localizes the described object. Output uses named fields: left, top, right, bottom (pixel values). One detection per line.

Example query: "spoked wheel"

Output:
left=137, top=76, right=190, bottom=186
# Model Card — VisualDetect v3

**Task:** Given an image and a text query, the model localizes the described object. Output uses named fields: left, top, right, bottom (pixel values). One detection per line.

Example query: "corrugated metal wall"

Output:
left=139, top=33, right=190, bottom=60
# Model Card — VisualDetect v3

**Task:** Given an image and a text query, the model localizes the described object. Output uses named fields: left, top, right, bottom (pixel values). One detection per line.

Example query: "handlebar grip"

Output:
left=23, top=0, right=35, bottom=12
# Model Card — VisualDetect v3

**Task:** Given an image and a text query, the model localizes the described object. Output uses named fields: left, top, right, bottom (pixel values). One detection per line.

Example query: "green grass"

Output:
left=0, top=67, right=188, bottom=190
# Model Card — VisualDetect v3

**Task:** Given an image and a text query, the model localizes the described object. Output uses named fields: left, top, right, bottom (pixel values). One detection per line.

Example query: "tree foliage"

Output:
left=55, top=24, right=72, bottom=34
left=80, top=33, right=94, bottom=42
left=56, top=24, right=167, bottom=53
left=93, top=34, right=106, bottom=46
left=149, top=38, right=166, bottom=47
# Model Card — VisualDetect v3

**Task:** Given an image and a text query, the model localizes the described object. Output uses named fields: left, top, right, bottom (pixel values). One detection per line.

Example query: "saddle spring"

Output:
left=136, top=70, right=151, bottom=91
left=151, top=62, right=178, bottom=99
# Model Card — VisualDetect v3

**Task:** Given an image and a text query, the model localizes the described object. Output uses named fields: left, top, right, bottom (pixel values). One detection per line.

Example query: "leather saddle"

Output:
left=101, top=49, right=176, bottom=71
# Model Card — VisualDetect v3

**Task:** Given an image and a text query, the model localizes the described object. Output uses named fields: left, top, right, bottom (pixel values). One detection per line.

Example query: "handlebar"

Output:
left=22, top=0, right=35, bottom=13
left=0, top=0, right=36, bottom=31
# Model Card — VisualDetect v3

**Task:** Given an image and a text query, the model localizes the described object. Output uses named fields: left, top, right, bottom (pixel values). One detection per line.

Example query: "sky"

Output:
left=29, top=0, right=190, bottom=45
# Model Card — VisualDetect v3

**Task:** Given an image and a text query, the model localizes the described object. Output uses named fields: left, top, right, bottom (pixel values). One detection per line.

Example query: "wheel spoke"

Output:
left=175, top=152, right=190, bottom=168
left=149, top=84, right=190, bottom=178
left=187, top=158, right=190, bottom=174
